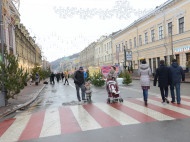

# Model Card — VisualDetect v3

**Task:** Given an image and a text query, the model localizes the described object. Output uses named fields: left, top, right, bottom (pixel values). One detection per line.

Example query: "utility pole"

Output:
left=123, top=45, right=127, bottom=72
left=171, top=24, right=174, bottom=59
left=0, top=0, right=6, bottom=106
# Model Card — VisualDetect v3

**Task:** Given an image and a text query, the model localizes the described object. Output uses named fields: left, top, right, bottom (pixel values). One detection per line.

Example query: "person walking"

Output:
left=35, top=73, right=40, bottom=86
left=138, top=60, right=152, bottom=105
left=83, top=70, right=87, bottom=80
left=50, top=72, right=55, bottom=85
left=29, top=74, right=33, bottom=86
left=61, top=72, right=65, bottom=82
left=56, top=72, right=60, bottom=83
left=64, top=71, right=69, bottom=85
left=169, top=59, right=185, bottom=104
left=73, top=67, right=86, bottom=102
left=153, top=60, right=169, bottom=103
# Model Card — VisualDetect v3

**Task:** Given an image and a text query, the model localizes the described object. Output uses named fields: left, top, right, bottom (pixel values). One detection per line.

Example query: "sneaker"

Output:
left=177, top=102, right=181, bottom=104
left=171, top=100, right=175, bottom=103
left=165, top=97, right=169, bottom=104
left=162, top=101, right=165, bottom=103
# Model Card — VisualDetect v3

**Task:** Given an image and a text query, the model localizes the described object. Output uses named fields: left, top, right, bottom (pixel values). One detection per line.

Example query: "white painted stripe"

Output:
left=147, top=99, right=190, bottom=116
left=40, top=108, right=61, bottom=137
left=123, top=100, right=174, bottom=121
left=94, top=103, right=139, bottom=125
left=180, top=100, right=190, bottom=106
left=0, top=113, right=31, bottom=142
left=70, top=105, right=101, bottom=131
left=182, top=96, right=190, bottom=99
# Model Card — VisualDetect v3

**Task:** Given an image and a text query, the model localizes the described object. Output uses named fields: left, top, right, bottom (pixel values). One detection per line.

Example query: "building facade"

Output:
left=15, top=23, right=42, bottom=73
left=94, top=36, right=107, bottom=66
left=79, top=42, right=96, bottom=68
left=0, top=1, right=18, bottom=58
left=113, top=0, right=190, bottom=73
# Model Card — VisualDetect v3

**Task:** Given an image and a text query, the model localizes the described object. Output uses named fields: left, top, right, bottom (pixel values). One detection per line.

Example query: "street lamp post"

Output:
left=171, top=24, right=174, bottom=59
left=0, top=0, right=6, bottom=106
left=123, top=45, right=127, bottom=72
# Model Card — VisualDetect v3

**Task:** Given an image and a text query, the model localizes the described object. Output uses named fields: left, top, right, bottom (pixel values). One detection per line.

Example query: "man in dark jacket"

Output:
left=154, top=60, right=169, bottom=103
left=50, top=72, right=55, bottom=85
left=73, top=67, right=86, bottom=102
left=169, top=59, right=185, bottom=104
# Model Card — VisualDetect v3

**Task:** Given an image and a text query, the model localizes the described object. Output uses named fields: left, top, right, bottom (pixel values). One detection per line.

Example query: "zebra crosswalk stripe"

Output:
left=40, top=108, right=61, bottom=138
left=123, top=100, right=174, bottom=121
left=70, top=105, right=101, bottom=131
left=94, top=103, right=140, bottom=125
left=0, top=113, right=31, bottom=142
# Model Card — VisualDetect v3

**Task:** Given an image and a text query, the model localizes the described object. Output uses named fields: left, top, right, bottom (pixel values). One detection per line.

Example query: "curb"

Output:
left=0, top=84, right=47, bottom=119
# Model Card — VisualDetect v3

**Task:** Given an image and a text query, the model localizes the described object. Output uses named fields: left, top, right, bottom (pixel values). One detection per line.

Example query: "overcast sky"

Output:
left=19, top=0, right=167, bottom=62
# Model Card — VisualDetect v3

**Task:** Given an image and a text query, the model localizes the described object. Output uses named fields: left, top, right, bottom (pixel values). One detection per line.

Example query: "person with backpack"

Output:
left=153, top=60, right=169, bottom=103
left=169, top=59, right=185, bottom=104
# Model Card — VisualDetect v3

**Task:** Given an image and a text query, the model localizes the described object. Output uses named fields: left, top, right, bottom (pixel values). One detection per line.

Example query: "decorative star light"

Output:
left=53, top=0, right=153, bottom=20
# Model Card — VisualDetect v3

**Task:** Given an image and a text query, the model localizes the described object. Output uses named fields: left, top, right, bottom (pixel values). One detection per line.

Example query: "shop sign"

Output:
left=126, top=51, right=132, bottom=61
left=174, top=46, right=190, bottom=54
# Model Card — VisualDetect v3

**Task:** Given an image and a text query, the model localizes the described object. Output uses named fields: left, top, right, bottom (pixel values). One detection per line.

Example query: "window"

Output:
left=139, top=35, right=142, bottom=46
left=129, top=39, right=132, bottom=49
left=179, top=17, right=184, bottom=34
left=125, top=41, right=128, bottom=49
left=168, top=22, right=172, bottom=35
left=134, top=37, right=136, bottom=48
left=151, top=29, right=155, bottom=42
left=144, top=32, right=148, bottom=44
left=159, top=26, right=163, bottom=40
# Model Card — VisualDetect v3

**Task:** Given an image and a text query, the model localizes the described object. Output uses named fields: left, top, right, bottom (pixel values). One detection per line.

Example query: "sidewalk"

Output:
left=0, top=81, right=47, bottom=119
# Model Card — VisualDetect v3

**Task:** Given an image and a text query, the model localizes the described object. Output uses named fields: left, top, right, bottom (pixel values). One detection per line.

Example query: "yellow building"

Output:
left=15, top=23, right=41, bottom=73
left=79, top=42, right=96, bottom=68
left=35, top=45, right=42, bottom=66
left=112, top=0, right=190, bottom=73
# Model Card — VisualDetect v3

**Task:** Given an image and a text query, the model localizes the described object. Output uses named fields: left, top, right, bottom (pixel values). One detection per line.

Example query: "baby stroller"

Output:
left=106, top=79, right=123, bottom=103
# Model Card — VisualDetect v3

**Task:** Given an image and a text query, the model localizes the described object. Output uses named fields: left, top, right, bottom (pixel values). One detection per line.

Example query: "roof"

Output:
left=112, top=0, right=177, bottom=39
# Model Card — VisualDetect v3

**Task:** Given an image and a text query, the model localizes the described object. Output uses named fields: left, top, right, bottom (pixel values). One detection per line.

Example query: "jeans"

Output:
left=143, top=89, right=148, bottom=101
left=170, top=83, right=181, bottom=103
left=160, top=87, right=168, bottom=102
left=75, top=84, right=85, bottom=101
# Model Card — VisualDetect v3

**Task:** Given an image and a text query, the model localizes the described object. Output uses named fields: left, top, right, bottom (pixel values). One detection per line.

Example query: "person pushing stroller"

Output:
left=106, top=66, right=119, bottom=93
left=106, top=66, right=122, bottom=103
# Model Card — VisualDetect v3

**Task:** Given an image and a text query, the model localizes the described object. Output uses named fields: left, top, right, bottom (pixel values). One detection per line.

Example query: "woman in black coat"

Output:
left=153, top=60, right=169, bottom=103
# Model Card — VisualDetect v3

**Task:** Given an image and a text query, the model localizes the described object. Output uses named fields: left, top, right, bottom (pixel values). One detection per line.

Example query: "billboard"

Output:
left=101, top=65, right=120, bottom=77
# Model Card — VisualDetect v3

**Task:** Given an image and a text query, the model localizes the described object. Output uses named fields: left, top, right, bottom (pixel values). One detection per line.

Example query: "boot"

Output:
left=145, top=100, right=148, bottom=106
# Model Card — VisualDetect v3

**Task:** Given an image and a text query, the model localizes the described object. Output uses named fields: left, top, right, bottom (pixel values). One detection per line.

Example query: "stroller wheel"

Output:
left=119, top=98, right=124, bottom=102
left=107, top=98, right=110, bottom=103
left=110, top=100, right=114, bottom=104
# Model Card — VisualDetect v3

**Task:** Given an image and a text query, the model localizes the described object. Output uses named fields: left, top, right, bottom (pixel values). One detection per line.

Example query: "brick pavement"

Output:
left=0, top=81, right=47, bottom=118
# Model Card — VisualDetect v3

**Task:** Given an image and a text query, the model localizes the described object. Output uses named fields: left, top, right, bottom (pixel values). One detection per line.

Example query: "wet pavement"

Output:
left=27, top=79, right=190, bottom=114
left=1, top=79, right=190, bottom=142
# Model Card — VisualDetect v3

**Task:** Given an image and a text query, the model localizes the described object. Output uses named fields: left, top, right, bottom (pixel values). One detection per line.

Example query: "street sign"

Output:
left=126, top=51, right=132, bottom=61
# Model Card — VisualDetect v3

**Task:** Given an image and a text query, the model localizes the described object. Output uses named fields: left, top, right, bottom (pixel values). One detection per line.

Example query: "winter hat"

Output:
left=79, top=67, right=83, bottom=70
